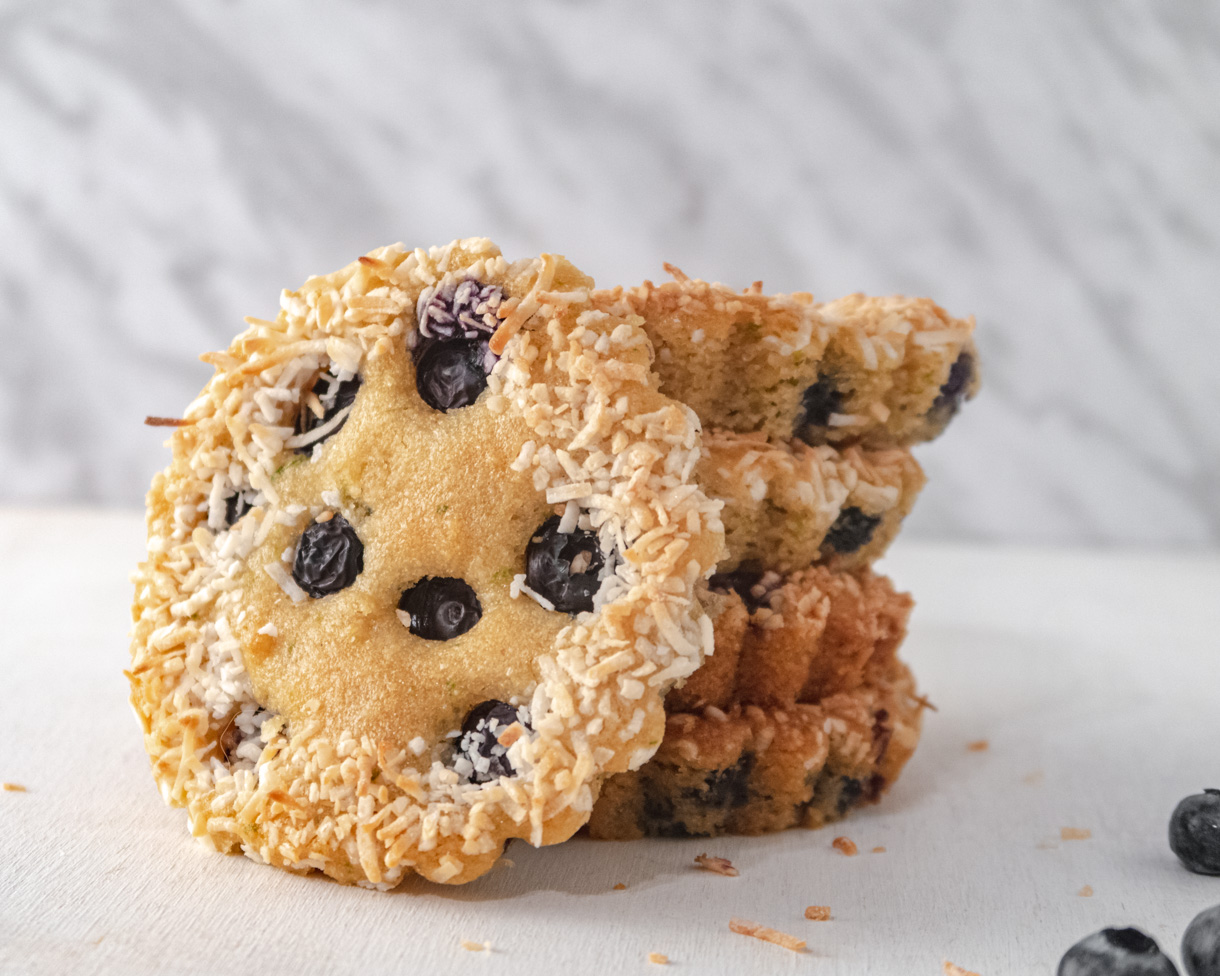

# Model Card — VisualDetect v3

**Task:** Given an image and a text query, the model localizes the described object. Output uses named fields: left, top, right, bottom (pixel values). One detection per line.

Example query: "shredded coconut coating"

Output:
left=128, top=239, right=723, bottom=886
left=701, top=431, right=924, bottom=574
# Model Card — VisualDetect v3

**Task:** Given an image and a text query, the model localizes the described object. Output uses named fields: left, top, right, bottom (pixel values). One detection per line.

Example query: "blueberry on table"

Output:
left=1058, top=928, right=1180, bottom=976
left=525, top=515, right=605, bottom=614
left=291, top=515, right=364, bottom=598
left=1183, top=904, right=1220, bottom=976
left=398, top=577, right=481, bottom=641
left=1170, top=790, right=1220, bottom=875
left=821, top=506, right=882, bottom=555
left=457, top=700, right=529, bottom=783
left=295, top=374, right=362, bottom=452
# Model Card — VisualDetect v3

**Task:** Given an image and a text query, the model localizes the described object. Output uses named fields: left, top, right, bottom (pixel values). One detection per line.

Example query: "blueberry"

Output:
left=638, top=753, right=755, bottom=838
left=821, top=506, right=882, bottom=555
left=411, top=277, right=503, bottom=412
left=1171, top=790, right=1220, bottom=875
left=525, top=515, right=605, bottom=614
left=413, top=337, right=490, bottom=412
left=798, top=375, right=843, bottom=431
left=224, top=491, right=254, bottom=527
left=456, top=700, right=529, bottom=783
left=1058, top=928, right=1180, bottom=976
left=398, top=577, right=481, bottom=641
left=1183, top=904, right=1220, bottom=976
left=296, top=373, right=361, bottom=452
left=709, top=569, right=766, bottom=611
left=291, top=515, right=363, bottom=598
left=928, top=350, right=974, bottom=421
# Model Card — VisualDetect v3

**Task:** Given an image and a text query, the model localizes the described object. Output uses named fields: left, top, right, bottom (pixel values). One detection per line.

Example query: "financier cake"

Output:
left=128, top=239, right=724, bottom=886
left=586, top=269, right=976, bottom=839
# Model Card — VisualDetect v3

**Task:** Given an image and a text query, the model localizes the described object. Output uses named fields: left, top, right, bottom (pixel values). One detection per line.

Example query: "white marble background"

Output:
left=2, top=1, right=1217, bottom=546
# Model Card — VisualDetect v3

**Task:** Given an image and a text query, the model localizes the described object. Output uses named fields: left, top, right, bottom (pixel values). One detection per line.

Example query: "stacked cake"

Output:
left=128, top=240, right=975, bottom=886
left=587, top=271, right=977, bottom=838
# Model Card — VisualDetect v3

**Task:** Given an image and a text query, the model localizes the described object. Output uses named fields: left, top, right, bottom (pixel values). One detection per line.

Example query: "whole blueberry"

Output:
left=1183, top=904, right=1220, bottom=976
left=1171, top=790, right=1220, bottom=875
left=456, top=700, right=529, bottom=783
left=524, top=515, right=605, bottom=614
left=291, top=515, right=364, bottom=599
left=1058, top=928, right=1179, bottom=976
left=398, top=577, right=481, bottom=641
left=413, top=338, right=490, bottom=412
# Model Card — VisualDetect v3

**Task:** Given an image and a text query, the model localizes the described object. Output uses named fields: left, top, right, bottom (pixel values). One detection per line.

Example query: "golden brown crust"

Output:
left=128, top=239, right=724, bottom=886
left=587, top=568, right=921, bottom=840
left=594, top=272, right=977, bottom=448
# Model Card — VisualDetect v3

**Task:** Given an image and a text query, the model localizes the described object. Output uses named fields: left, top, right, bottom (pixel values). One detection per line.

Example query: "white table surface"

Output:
left=1, top=509, right=1218, bottom=975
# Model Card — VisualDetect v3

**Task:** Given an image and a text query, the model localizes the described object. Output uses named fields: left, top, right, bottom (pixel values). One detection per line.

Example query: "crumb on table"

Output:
left=944, top=962, right=982, bottom=976
left=647, top=952, right=668, bottom=965
left=613, top=882, right=627, bottom=890
left=460, top=940, right=490, bottom=952
left=694, top=853, right=738, bottom=876
left=2, top=782, right=27, bottom=792
left=832, top=836, right=858, bottom=856
left=1061, top=827, right=1091, bottom=841
left=1077, top=885, right=1093, bottom=897
left=871, top=846, right=886, bottom=854
left=967, top=740, right=989, bottom=752
left=804, top=905, right=831, bottom=921
left=729, top=918, right=806, bottom=952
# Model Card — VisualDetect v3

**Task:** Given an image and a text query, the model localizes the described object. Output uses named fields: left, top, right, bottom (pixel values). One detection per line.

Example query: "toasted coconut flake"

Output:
left=832, top=836, right=858, bottom=856
left=694, top=853, right=738, bottom=876
left=460, top=940, right=490, bottom=952
left=943, top=962, right=981, bottom=976
left=728, top=918, right=806, bottom=952
left=1061, top=827, right=1091, bottom=841
left=144, top=416, right=190, bottom=427
left=647, top=952, right=669, bottom=965
left=2, top=782, right=28, bottom=792
left=804, top=905, right=831, bottom=921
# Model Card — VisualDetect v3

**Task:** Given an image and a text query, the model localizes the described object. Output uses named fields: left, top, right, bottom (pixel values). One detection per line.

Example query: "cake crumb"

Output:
left=1023, top=770, right=1045, bottom=785
left=1077, top=885, right=1093, bottom=897
left=832, top=836, right=858, bottom=856
left=1061, top=827, right=1091, bottom=841
left=460, top=940, right=490, bottom=952
left=695, top=853, right=739, bottom=876
left=2, top=782, right=27, bottom=792
left=647, top=952, right=668, bottom=965
left=943, top=962, right=981, bottom=976
left=613, top=883, right=627, bottom=890
left=804, top=905, right=831, bottom=921
left=729, top=918, right=806, bottom=952
left=871, top=846, right=886, bottom=854
left=966, top=740, right=989, bottom=752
